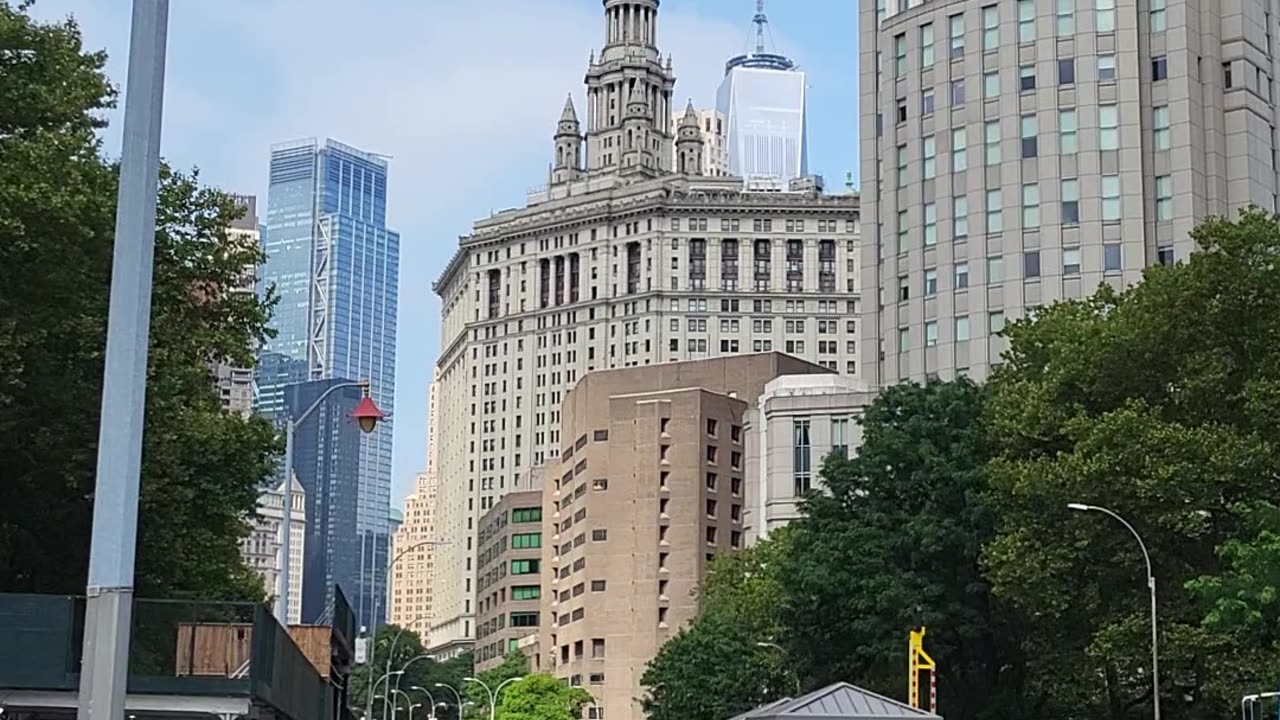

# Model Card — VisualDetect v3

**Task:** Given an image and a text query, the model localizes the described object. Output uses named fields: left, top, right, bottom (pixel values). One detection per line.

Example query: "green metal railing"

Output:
left=0, top=593, right=333, bottom=720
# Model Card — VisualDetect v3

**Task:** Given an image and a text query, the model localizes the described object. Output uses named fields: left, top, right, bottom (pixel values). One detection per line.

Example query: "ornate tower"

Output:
left=584, top=0, right=676, bottom=175
left=552, top=95, right=584, bottom=185
left=675, top=100, right=704, bottom=176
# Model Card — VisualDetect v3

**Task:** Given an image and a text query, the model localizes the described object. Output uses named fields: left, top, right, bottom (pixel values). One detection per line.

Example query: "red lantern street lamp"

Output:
left=352, top=391, right=387, bottom=434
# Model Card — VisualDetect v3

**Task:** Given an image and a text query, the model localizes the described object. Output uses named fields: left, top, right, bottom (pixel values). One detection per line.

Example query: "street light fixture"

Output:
left=435, top=683, right=464, bottom=719
left=409, top=687, right=438, bottom=720
left=276, top=380, right=385, bottom=624
left=755, top=642, right=801, bottom=695
left=464, top=676, right=522, bottom=720
left=1068, top=503, right=1161, bottom=720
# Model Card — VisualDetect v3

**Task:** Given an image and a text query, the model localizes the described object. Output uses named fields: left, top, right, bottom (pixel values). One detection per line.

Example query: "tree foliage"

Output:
left=0, top=1, right=280, bottom=600
left=983, top=208, right=1280, bottom=719
left=496, top=674, right=591, bottom=720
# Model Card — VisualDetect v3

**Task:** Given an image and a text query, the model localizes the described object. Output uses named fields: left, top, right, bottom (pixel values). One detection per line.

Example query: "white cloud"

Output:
left=28, top=0, right=747, bottom=501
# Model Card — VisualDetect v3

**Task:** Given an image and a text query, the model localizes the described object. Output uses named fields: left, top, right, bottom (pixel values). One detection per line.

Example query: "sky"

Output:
left=29, top=0, right=860, bottom=507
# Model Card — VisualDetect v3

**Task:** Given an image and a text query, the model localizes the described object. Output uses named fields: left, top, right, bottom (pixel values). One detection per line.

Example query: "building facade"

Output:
left=240, top=477, right=307, bottom=625
left=389, top=471, right=438, bottom=639
left=747, top=374, right=876, bottom=542
left=859, top=0, right=1280, bottom=385
left=475, top=481, right=545, bottom=672
left=717, top=3, right=808, bottom=184
left=537, top=355, right=829, bottom=720
left=669, top=108, right=731, bottom=177
left=427, top=0, right=861, bottom=654
left=212, top=194, right=259, bottom=416
left=258, top=138, right=400, bottom=630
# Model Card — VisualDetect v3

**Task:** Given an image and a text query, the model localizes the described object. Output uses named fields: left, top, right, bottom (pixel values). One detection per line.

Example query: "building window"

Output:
left=989, top=311, right=1006, bottom=334
left=1059, top=109, right=1078, bottom=154
left=894, top=33, right=907, bottom=76
left=1101, top=175, right=1121, bottom=221
left=1058, top=58, right=1075, bottom=85
left=1097, top=0, right=1115, bottom=32
left=1020, top=64, right=1036, bottom=92
left=1103, top=243, right=1123, bottom=272
left=1022, top=183, right=1040, bottom=228
left=512, top=532, right=542, bottom=549
left=921, top=23, right=935, bottom=66
left=510, top=612, right=539, bottom=627
left=949, top=14, right=965, bottom=57
left=896, top=144, right=908, bottom=186
left=956, top=316, right=971, bottom=341
left=792, top=420, right=812, bottom=496
left=1099, top=105, right=1119, bottom=150
left=924, top=269, right=938, bottom=295
left=1224, top=61, right=1234, bottom=89
left=512, top=585, right=541, bottom=601
left=1056, top=0, right=1074, bottom=34
left=591, top=580, right=607, bottom=592
left=951, top=78, right=965, bottom=106
left=988, top=255, right=1004, bottom=283
left=1152, top=55, right=1168, bottom=81
left=986, top=189, right=1003, bottom=233
left=984, top=121, right=1001, bottom=164
left=982, top=5, right=999, bottom=50
left=511, top=559, right=540, bottom=575
left=925, top=321, right=939, bottom=347
left=1024, top=250, right=1041, bottom=279
left=591, top=528, right=608, bottom=542
left=899, top=275, right=911, bottom=302
left=952, top=128, right=967, bottom=172
left=1157, top=247, right=1175, bottom=265
left=924, top=203, right=937, bottom=246
left=923, top=135, right=936, bottom=179
left=1061, top=179, right=1080, bottom=225
left=1098, top=54, right=1117, bottom=82
left=512, top=507, right=542, bottom=523
left=1021, top=114, right=1038, bottom=158
left=1153, top=106, right=1170, bottom=150
left=955, top=262, right=970, bottom=289
left=1017, top=0, right=1035, bottom=42
left=1063, top=247, right=1082, bottom=276
left=954, top=196, right=969, bottom=238
left=1150, top=0, right=1166, bottom=30
left=983, top=70, right=1000, bottom=98
left=897, top=209, right=909, bottom=250
left=1156, top=175, right=1173, bottom=220
left=831, top=418, right=849, bottom=457
left=898, top=328, right=910, bottom=352
left=922, top=88, right=935, bottom=115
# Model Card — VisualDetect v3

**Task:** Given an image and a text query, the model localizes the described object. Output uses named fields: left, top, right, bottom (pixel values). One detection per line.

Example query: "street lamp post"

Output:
left=389, top=688, right=415, bottom=720
left=77, top=3, right=170, bottom=720
left=409, top=687, right=438, bottom=719
left=1068, top=503, right=1161, bottom=720
left=755, top=642, right=801, bottom=695
left=465, top=676, right=522, bottom=720
left=367, top=671, right=403, bottom=719
left=276, top=381, right=386, bottom=624
left=435, top=683, right=464, bottom=720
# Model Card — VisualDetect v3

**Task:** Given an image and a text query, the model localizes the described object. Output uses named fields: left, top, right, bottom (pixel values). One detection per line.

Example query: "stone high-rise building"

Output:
left=669, top=108, right=731, bottom=177
left=390, top=375, right=443, bottom=640
left=428, top=0, right=860, bottom=654
left=860, top=0, right=1280, bottom=385
left=240, top=477, right=307, bottom=625
left=212, top=194, right=259, bottom=416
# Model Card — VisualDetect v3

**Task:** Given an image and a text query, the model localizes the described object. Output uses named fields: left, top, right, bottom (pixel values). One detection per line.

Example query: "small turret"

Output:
left=552, top=95, right=584, bottom=185
left=621, top=84, right=655, bottom=171
left=675, top=100, right=704, bottom=176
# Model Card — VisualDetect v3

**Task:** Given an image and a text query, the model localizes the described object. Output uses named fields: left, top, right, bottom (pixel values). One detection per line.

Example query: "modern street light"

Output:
left=435, top=683, right=465, bottom=720
left=465, top=676, right=522, bottom=720
left=1068, top=503, right=1161, bottom=720
left=407, top=703, right=423, bottom=720
left=370, top=612, right=438, bottom=720
left=276, top=380, right=385, bottom=624
left=77, top=3, right=169, bottom=720
left=755, top=642, right=801, bottom=695
left=367, top=671, right=404, bottom=719
left=409, top=687, right=438, bottom=720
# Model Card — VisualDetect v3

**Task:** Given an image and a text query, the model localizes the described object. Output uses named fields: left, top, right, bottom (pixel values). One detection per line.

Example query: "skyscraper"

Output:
left=258, top=138, right=400, bottom=630
left=859, top=0, right=1280, bottom=385
left=717, top=1, right=808, bottom=184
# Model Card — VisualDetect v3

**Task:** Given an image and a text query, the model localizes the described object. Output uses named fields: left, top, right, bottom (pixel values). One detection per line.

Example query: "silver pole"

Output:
left=276, top=417, right=296, bottom=623
left=77, top=3, right=169, bottom=720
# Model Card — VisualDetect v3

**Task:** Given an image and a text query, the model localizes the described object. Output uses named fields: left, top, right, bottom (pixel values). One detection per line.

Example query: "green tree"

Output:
left=777, top=380, right=1031, bottom=720
left=495, top=674, right=590, bottom=720
left=983, top=209, right=1280, bottom=719
left=0, top=1, right=281, bottom=600
left=351, top=627, right=473, bottom=720
left=466, top=653, right=529, bottom=720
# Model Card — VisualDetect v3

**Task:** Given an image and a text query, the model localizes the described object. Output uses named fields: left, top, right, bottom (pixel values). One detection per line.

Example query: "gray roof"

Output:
left=731, top=683, right=941, bottom=720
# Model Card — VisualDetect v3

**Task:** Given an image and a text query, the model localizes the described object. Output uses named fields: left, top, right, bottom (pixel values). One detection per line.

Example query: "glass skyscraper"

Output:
left=717, top=55, right=808, bottom=185
left=258, top=138, right=400, bottom=630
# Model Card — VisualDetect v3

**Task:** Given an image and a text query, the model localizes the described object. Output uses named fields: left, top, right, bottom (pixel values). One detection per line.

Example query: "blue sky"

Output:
left=31, top=0, right=859, bottom=505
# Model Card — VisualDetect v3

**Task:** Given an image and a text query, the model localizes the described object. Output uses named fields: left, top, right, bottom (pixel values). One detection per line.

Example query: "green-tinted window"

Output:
left=510, top=612, right=539, bottom=627
left=511, top=559, right=541, bottom=575
left=511, top=507, right=542, bottom=523
left=512, top=532, right=542, bottom=549
left=512, top=585, right=541, bottom=600
left=508, top=638, right=520, bottom=653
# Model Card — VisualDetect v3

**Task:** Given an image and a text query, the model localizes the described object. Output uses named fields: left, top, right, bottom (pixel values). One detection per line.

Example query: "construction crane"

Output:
left=909, top=627, right=937, bottom=714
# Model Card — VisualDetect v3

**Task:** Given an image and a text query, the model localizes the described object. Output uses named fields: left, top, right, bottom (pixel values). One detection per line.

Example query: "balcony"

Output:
left=0, top=594, right=345, bottom=720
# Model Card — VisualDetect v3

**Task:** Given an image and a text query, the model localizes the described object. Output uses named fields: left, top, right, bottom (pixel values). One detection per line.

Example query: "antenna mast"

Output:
left=753, top=0, right=768, bottom=54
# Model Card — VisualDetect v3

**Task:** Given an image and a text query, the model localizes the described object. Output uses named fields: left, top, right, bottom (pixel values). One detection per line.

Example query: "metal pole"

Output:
left=276, top=417, right=295, bottom=623
left=77, top=3, right=169, bottom=720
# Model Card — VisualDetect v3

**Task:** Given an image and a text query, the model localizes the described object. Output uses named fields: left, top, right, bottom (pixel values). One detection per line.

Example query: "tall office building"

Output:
left=717, top=1, right=808, bottom=184
left=860, top=0, right=1280, bottom=385
left=390, top=471, right=438, bottom=638
left=259, top=139, right=400, bottom=630
left=240, top=476, right=307, bottom=624
left=429, top=0, right=859, bottom=656
left=210, top=194, right=260, bottom=416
